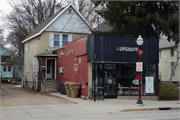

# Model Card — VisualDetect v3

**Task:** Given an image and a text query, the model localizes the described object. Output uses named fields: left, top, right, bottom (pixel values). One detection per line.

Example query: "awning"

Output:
left=34, top=54, right=58, bottom=57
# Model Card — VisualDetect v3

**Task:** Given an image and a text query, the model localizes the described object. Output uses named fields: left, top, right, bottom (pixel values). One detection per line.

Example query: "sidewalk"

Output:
left=50, top=93, right=180, bottom=112
left=0, top=93, right=179, bottom=120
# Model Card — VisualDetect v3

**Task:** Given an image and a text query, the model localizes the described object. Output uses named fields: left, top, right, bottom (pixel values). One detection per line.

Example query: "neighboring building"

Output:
left=159, top=38, right=179, bottom=84
left=56, top=34, right=159, bottom=99
left=22, top=3, right=92, bottom=91
left=0, top=45, right=13, bottom=83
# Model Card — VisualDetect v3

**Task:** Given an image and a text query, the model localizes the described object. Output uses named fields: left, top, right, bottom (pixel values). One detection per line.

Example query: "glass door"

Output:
left=104, top=71, right=117, bottom=98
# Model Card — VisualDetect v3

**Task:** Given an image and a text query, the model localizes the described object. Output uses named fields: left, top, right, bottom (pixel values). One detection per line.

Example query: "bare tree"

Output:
left=169, top=1, right=180, bottom=83
left=6, top=0, right=62, bottom=56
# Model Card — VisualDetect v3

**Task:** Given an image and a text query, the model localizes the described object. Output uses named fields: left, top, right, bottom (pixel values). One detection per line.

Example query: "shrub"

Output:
left=159, top=83, right=179, bottom=100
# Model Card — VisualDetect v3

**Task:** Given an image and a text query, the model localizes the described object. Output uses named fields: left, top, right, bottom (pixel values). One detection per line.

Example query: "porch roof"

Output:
left=35, top=54, right=58, bottom=57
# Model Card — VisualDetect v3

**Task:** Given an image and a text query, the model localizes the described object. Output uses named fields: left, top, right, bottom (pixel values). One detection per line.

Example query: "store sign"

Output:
left=145, top=77, right=154, bottom=93
left=132, top=79, right=139, bottom=85
left=136, top=62, right=143, bottom=72
left=116, top=47, right=138, bottom=52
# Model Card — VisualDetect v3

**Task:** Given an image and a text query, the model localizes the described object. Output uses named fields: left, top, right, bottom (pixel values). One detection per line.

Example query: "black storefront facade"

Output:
left=87, top=34, right=159, bottom=99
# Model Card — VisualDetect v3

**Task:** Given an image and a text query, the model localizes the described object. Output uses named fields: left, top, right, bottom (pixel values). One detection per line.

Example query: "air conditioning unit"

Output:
left=59, top=67, right=64, bottom=73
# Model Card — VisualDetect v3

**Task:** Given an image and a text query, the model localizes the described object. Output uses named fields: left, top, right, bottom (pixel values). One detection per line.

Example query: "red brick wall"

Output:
left=57, top=38, right=88, bottom=97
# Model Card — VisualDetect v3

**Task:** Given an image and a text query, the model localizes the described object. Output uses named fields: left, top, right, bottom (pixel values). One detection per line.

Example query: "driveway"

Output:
left=0, top=84, right=74, bottom=107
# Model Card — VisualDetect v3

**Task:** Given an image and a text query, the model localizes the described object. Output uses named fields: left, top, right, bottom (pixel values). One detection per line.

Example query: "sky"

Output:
left=0, top=0, right=76, bottom=48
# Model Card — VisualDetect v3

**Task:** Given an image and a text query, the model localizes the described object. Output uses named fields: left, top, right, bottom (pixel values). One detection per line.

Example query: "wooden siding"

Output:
left=24, top=31, right=90, bottom=82
left=159, top=48, right=180, bottom=82
left=24, top=37, right=40, bottom=82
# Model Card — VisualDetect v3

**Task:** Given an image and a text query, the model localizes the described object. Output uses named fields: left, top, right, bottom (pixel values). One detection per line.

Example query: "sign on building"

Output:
left=145, top=77, right=154, bottom=93
left=136, top=62, right=143, bottom=72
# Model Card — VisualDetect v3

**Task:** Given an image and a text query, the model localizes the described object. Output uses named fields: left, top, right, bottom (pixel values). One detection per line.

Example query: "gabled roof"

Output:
left=22, top=3, right=93, bottom=43
left=159, top=38, right=176, bottom=50
left=0, top=45, right=12, bottom=55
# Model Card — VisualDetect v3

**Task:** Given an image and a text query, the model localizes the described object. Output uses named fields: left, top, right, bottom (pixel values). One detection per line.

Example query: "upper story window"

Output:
left=1, top=56, right=11, bottom=62
left=26, top=42, right=29, bottom=53
left=8, top=66, right=11, bottom=72
left=3, top=66, right=6, bottom=72
left=171, top=62, right=175, bottom=76
left=62, top=35, right=68, bottom=47
left=170, top=48, right=174, bottom=56
left=49, top=33, right=72, bottom=48
left=54, top=34, right=60, bottom=47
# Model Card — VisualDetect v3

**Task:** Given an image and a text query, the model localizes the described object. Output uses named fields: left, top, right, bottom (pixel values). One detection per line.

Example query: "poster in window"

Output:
left=145, top=77, right=154, bottom=93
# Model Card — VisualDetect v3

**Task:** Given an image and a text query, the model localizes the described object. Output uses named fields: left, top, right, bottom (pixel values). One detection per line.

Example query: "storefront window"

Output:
left=104, top=63, right=116, bottom=70
left=142, top=64, right=156, bottom=96
left=92, top=63, right=157, bottom=97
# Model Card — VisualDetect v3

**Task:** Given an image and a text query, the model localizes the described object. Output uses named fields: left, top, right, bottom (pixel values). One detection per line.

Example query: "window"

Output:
left=159, top=50, right=161, bottom=58
left=54, top=34, right=60, bottom=47
left=49, top=33, right=72, bottom=48
left=34, top=38, right=37, bottom=43
left=33, top=58, right=37, bottom=72
left=171, top=62, right=175, bottom=76
left=62, top=35, right=68, bottom=47
left=26, top=60, right=29, bottom=72
left=3, top=66, right=6, bottom=72
left=26, top=42, right=29, bottom=53
left=171, top=48, right=174, bottom=56
left=8, top=66, right=11, bottom=72
left=1, top=56, right=11, bottom=62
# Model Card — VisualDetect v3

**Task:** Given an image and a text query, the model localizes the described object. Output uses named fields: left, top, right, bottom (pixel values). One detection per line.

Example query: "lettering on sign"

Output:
left=116, top=47, right=138, bottom=52
left=74, top=64, right=78, bottom=71
left=58, top=48, right=75, bottom=58
left=136, top=62, right=143, bottom=72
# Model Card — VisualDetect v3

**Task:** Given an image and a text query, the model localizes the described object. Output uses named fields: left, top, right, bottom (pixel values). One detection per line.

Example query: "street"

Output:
left=0, top=84, right=180, bottom=120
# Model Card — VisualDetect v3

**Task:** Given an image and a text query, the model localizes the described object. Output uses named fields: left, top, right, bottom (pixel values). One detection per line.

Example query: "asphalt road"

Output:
left=43, top=110, right=180, bottom=120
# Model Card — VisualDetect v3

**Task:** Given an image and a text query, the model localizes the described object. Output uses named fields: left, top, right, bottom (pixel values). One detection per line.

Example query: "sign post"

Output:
left=136, top=35, right=143, bottom=105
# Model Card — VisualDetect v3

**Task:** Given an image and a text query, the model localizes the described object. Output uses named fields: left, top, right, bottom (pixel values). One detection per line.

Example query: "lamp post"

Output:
left=136, top=35, right=143, bottom=105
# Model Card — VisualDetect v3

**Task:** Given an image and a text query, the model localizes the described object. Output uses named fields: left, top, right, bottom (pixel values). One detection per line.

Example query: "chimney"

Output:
left=54, top=4, right=61, bottom=14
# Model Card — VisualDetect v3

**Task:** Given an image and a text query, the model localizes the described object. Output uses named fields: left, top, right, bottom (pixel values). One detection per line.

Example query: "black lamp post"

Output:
left=136, top=35, right=143, bottom=105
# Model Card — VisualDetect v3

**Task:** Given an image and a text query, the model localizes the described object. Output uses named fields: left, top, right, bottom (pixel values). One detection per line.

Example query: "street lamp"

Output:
left=136, top=35, right=143, bottom=105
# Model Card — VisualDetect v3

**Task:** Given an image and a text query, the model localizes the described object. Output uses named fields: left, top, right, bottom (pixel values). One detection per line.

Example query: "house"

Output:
left=0, top=45, right=13, bottom=83
left=159, top=38, right=179, bottom=84
left=57, top=34, right=159, bottom=100
left=22, top=3, right=92, bottom=91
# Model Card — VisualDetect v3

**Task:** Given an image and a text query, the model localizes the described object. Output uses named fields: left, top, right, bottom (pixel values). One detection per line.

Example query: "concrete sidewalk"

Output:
left=50, top=93, right=180, bottom=112
left=0, top=93, right=179, bottom=120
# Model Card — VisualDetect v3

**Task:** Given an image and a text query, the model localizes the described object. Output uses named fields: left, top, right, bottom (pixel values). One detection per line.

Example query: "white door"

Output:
left=47, top=59, right=52, bottom=79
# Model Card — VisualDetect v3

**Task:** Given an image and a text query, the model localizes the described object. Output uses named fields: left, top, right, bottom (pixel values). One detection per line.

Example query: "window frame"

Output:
left=171, top=62, right=175, bottom=76
left=26, top=42, right=29, bottom=53
left=8, top=66, right=11, bottom=72
left=26, top=60, right=29, bottom=72
left=3, top=66, right=7, bottom=72
left=33, top=58, right=37, bottom=72
left=170, top=48, right=174, bottom=57
left=50, top=33, right=72, bottom=48
left=53, top=34, right=60, bottom=47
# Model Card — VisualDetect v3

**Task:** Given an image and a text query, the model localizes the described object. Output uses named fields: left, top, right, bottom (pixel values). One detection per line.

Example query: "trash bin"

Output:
left=60, top=82, right=66, bottom=95
left=65, top=82, right=75, bottom=97
left=69, top=83, right=81, bottom=98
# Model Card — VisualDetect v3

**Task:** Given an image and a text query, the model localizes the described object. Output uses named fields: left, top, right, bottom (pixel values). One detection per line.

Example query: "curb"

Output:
left=121, top=107, right=180, bottom=112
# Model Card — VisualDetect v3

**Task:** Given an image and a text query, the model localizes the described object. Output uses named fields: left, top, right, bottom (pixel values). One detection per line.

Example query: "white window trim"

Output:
left=26, top=42, right=29, bottom=53
left=33, top=58, right=37, bottom=72
left=26, top=60, right=29, bottom=72
left=49, top=33, right=72, bottom=48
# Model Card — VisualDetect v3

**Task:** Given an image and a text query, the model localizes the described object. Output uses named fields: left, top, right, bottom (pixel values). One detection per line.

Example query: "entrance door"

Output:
left=47, top=59, right=52, bottom=79
left=104, top=71, right=117, bottom=98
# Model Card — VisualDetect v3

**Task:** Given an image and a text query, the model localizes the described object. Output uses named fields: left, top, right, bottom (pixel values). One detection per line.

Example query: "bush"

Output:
left=159, top=83, right=179, bottom=100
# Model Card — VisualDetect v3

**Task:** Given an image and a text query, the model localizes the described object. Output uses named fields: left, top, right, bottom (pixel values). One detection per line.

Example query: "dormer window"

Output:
left=68, top=9, right=72, bottom=14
